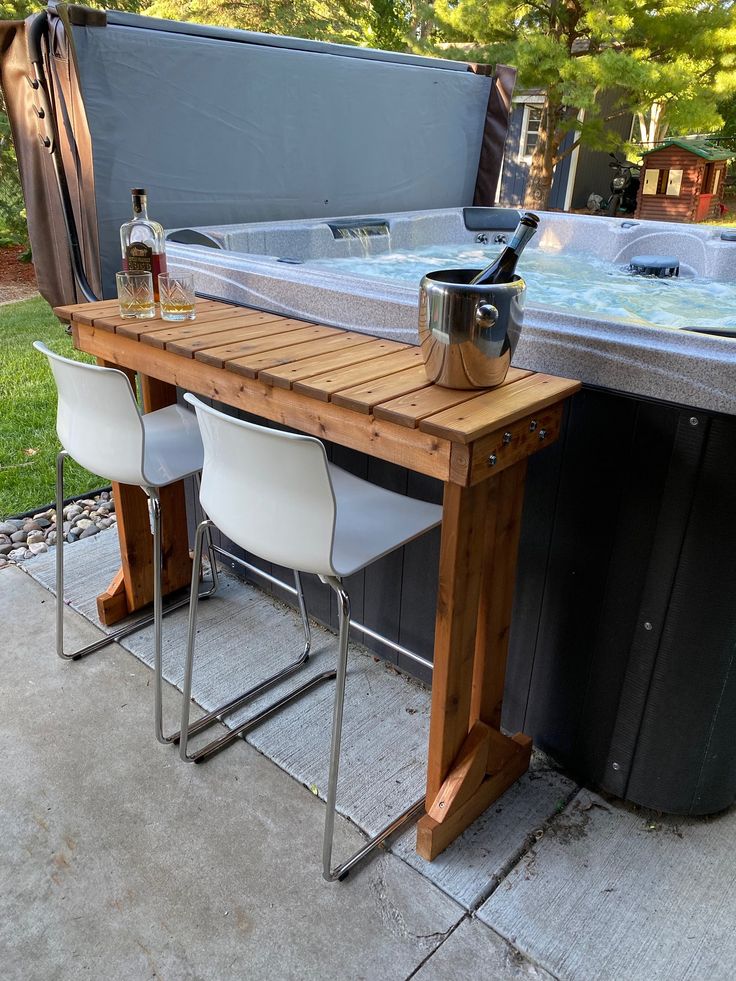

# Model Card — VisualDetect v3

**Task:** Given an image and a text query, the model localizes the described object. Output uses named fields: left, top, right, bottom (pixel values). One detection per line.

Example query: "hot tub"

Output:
left=167, top=207, right=736, bottom=416
left=169, top=207, right=736, bottom=819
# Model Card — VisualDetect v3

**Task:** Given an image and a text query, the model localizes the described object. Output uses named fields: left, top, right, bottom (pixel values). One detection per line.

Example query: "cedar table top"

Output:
left=56, top=299, right=581, bottom=479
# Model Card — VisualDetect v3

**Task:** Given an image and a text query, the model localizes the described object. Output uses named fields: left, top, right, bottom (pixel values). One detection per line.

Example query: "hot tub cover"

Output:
left=0, top=3, right=516, bottom=306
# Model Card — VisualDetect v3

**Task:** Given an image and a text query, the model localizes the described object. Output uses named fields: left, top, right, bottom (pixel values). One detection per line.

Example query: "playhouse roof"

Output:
left=642, top=138, right=734, bottom=162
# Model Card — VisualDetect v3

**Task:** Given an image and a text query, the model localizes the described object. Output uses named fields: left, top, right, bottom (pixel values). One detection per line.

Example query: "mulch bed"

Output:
left=0, top=246, right=39, bottom=304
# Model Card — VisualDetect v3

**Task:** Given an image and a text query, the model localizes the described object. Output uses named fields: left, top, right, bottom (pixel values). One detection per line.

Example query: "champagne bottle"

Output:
left=469, top=212, right=539, bottom=286
left=120, top=188, right=168, bottom=301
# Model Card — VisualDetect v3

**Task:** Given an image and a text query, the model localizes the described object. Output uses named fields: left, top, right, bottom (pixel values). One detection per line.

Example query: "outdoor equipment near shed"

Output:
left=635, top=137, right=734, bottom=223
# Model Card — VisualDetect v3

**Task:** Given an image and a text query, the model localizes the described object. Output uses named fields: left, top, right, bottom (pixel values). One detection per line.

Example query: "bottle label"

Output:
left=123, top=245, right=167, bottom=299
left=125, top=242, right=153, bottom=273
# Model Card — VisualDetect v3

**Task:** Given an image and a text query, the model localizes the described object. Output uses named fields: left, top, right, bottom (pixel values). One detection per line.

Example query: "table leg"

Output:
left=416, top=460, right=532, bottom=861
left=95, top=367, right=192, bottom=626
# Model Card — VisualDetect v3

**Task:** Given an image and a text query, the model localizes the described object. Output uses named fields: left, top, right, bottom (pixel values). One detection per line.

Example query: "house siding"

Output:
left=498, top=105, right=529, bottom=205
left=499, top=91, right=635, bottom=211
left=498, top=108, right=572, bottom=208
left=571, top=101, right=634, bottom=210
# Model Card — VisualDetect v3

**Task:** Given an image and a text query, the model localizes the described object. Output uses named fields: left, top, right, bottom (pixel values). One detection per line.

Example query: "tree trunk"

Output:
left=523, top=101, right=559, bottom=211
left=637, top=102, right=668, bottom=147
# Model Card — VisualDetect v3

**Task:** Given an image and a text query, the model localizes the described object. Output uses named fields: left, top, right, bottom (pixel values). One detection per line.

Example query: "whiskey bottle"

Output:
left=120, top=188, right=168, bottom=300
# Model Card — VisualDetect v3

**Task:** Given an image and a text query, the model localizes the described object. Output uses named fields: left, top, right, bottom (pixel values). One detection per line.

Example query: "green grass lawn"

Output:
left=0, top=296, right=101, bottom=518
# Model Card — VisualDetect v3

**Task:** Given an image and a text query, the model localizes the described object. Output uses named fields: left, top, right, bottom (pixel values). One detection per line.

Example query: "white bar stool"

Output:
left=180, top=394, right=442, bottom=881
left=35, top=342, right=221, bottom=745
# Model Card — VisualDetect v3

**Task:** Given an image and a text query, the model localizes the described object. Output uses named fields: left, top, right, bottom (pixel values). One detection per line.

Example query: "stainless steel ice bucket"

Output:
left=418, top=270, right=526, bottom=389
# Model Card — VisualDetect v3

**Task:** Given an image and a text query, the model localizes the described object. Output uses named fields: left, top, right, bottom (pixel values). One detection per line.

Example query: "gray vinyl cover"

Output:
left=67, top=11, right=494, bottom=296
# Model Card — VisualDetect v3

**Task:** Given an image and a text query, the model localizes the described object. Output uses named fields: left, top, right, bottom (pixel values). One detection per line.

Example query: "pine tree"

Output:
left=428, top=0, right=736, bottom=209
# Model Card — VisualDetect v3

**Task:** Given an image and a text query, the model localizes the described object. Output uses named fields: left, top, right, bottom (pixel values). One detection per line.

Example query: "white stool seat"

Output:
left=142, top=404, right=205, bottom=487
left=329, top=465, right=440, bottom=576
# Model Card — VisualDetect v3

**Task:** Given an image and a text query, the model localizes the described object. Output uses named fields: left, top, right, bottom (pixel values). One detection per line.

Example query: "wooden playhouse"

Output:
left=635, top=138, right=733, bottom=223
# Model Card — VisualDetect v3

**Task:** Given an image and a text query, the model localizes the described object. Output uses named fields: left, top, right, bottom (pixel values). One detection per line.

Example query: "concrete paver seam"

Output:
left=466, top=779, right=582, bottom=914
left=402, top=914, right=469, bottom=981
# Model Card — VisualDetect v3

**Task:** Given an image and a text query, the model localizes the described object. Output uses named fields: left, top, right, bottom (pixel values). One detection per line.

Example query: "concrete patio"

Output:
left=2, top=551, right=735, bottom=981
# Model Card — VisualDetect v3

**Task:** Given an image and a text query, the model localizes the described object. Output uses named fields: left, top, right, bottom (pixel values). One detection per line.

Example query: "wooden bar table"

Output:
left=55, top=297, right=580, bottom=861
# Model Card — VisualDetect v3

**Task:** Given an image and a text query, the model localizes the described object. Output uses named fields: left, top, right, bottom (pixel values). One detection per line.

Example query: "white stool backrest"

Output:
left=184, top=394, right=338, bottom=577
left=34, top=342, right=147, bottom=486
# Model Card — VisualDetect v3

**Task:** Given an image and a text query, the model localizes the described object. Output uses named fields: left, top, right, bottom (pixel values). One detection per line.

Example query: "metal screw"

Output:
left=538, top=429, right=548, bottom=441
left=644, top=621, right=653, bottom=631
left=612, top=762, right=621, bottom=771
left=488, top=453, right=497, bottom=467
left=438, top=801, right=445, bottom=809
left=689, top=416, right=699, bottom=427
left=503, top=431, right=513, bottom=445
left=529, top=419, right=538, bottom=432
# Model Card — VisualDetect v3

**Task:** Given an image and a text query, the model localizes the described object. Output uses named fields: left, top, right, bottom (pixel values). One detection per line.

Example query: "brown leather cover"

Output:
left=0, top=13, right=101, bottom=307
left=470, top=63, right=517, bottom=207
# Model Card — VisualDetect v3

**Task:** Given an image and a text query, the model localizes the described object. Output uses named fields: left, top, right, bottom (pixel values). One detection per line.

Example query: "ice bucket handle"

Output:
left=475, top=303, right=499, bottom=330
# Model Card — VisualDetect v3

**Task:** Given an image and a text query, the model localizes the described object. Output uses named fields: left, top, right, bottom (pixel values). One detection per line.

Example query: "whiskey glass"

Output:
left=158, top=273, right=196, bottom=321
left=116, top=271, right=155, bottom=319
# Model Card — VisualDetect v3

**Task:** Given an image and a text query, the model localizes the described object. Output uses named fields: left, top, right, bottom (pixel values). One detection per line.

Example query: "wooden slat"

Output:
left=419, top=373, right=582, bottom=444
left=75, top=323, right=453, bottom=482
left=373, top=367, right=534, bottom=429
left=293, top=347, right=424, bottom=402
left=166, top=319, right=312, bottom=359
left=54, top=299, right=119, bottom=323
left=331, top=364, right=432, bottom=414
left=261, top=338, right=403, bottom=390
left=76, top=298, right=229, bottom=329
left=137, top=311, right=289, bottom=348
left=116, top=305, right=251, bottom=339
left=75, top=302, right=237, bottom=336
left=225, top=331, right=376, bottom=379
left=194, top=324, right=336, bottom=367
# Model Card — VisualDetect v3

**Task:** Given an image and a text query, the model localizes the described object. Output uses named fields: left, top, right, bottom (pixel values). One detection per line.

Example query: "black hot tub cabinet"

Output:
left=506, top=389, right=736, bottom=815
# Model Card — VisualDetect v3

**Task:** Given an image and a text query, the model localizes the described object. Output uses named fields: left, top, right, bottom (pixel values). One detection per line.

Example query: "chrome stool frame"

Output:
left=55, top=451, right=224, bottom=748
left=321, top=576, right=424, bottom=882
left=54, top=450, right=217, bottom=666
left=176, top=519, right=325, bottom=763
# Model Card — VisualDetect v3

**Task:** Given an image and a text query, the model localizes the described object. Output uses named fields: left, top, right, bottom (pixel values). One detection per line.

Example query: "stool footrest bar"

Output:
left=61, top=582, right=216, bottom=661
left=184, top=669, right=337, bottom=764
left=325, top=798, right=426, bottom=882
left=171, top=648, right=310, bottom=744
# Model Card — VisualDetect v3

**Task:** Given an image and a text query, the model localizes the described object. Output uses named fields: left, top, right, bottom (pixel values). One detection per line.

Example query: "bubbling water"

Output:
left=307, top=245, right=736, bottom=332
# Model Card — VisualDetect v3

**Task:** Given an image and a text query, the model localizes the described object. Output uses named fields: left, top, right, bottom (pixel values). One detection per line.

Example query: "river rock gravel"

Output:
left=0, top=490, right=116, bottom=570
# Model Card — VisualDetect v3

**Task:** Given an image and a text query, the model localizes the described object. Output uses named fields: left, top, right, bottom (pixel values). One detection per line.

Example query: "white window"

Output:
left=666, top=169, right=683, bottom=196
left=520, top=105, right=543, bottom=159
left=643, top=169, right=660, bottom=195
